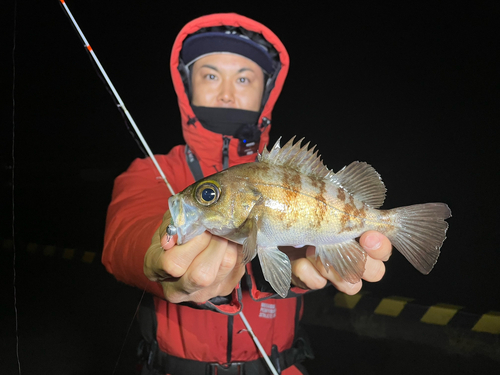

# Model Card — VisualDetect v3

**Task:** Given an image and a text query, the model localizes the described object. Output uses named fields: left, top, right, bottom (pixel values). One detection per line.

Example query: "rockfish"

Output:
left=168, top=137, right=451, bottom=298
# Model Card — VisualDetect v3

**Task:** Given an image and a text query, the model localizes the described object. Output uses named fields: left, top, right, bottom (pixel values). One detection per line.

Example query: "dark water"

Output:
left=1, top=1, right=499, bottom=373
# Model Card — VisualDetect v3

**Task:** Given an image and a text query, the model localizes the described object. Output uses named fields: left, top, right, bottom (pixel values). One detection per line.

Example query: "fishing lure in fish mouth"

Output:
left=168, top=136, right=452, bottom=298
left=166, top=224, right=177, bottom=236
left=166, top=224, right=177, bottom=244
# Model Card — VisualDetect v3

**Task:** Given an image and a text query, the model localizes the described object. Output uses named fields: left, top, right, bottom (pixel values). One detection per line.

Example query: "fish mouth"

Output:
left=168, top=194, right=205, bottom=245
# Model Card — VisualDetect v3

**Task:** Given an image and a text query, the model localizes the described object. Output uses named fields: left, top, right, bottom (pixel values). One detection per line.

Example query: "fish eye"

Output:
left=194, top=181, right=221, bottom=206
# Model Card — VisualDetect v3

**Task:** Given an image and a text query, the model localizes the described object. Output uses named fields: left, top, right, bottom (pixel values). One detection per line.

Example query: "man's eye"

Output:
left=206, top=74, right=216, bottom=80
left=238, top=77, right=248, bottom=83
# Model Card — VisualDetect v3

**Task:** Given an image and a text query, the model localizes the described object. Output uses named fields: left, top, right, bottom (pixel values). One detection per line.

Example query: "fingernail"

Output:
left=346, top=282, right=358, bottom=290
left=364, top=234, right=381, bottom=250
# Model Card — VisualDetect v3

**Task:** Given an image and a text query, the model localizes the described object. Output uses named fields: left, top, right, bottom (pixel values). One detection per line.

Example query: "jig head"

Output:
left=166, top=224, right=177, bottom=244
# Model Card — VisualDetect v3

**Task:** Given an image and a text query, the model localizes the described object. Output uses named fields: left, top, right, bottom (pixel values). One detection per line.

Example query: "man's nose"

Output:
left=218, top=81, right=234, bottom=105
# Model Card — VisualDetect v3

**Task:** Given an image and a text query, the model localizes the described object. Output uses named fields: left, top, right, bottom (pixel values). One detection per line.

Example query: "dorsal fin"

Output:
left=259, top=136, right=387, bottom=208
left=328, top=161, right=386, bottom=208
left=258, top=136, right=330, bottom=179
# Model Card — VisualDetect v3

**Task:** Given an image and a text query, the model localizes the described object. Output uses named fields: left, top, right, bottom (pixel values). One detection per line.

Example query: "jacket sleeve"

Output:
left=102, top=152, right=244, bottom=314
left=102, top=156, right=172, bottom=298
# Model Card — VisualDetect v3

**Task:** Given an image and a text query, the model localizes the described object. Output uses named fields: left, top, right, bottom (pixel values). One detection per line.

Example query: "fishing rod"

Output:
left=58, top=2, right=278, bottom=374
left=58, top=0, right=174, bottom=196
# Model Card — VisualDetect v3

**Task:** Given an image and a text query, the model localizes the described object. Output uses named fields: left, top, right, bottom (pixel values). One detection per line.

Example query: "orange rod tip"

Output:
left=86, top=45, right=92, bottom=52
left=60, top=0, right=65, bottom=4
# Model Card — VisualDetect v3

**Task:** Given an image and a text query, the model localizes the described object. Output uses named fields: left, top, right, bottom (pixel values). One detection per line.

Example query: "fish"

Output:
left=168, top=136, right=451, bottom=298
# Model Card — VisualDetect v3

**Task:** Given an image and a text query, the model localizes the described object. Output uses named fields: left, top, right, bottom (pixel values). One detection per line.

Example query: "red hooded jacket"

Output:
left=102, top=13, right=310, bottom=373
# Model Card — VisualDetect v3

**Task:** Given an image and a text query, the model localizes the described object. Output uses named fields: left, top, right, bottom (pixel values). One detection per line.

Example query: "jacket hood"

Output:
left=170, top=13, right=289, bottom=172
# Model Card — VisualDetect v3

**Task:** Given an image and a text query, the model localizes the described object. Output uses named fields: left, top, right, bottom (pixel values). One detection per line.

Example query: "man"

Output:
left=103, top=13, right=392, bottom=374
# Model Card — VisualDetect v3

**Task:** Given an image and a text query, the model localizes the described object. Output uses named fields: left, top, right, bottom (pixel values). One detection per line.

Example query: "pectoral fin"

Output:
left=316, top=241, right=367, bottom=284
left=258, top=246, right=292, bottom=298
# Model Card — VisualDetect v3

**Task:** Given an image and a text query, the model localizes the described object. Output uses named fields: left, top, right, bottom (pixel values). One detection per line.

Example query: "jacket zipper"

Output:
left=261, top=117, right=271, bottom=129
left=222, top=136, right=230, bottom=170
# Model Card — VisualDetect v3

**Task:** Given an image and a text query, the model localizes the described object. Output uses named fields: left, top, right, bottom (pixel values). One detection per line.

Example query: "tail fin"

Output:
left=387, top=203, right=451, bottom=274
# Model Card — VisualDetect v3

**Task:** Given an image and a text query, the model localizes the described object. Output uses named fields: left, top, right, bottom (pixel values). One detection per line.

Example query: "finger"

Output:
left=323, top=267, right=363, bottom=295
left=161, top=233, right=177, bottom=250
left=362, top=256, right=385, bottom=282
left=160, top=231, right=212, bottom=278
left=338, top=280, right=363, bottom=295
left=322, top=265, right=363, bottom=295
left=189, top=242, right=245, bottom=300
left=160, top=280, right=187, bottom=304
left=183, top=236, right=230, bottom=292
left=291, top=258, right=327, bottom=290
left=171, top=260, right=246, bottom=304
left=144, top=243, right=168, bottom=281
left=214, top=252, right=246, bottom=297
left=305, top=247, right=362, bottom=295
left=211, top=242, right=241, bottom=285
left=360, top=231, right=392, bottom=261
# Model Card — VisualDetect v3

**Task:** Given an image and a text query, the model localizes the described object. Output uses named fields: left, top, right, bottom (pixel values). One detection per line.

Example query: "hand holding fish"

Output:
left=144, top=211, right=246, bottom=303
left=285, top=231, right=392, bottom=295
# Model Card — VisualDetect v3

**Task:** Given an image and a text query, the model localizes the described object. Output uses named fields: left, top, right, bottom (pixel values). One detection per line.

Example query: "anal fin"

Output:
left=258, top=246, right=292, bottom=298
left=316, top=241, right=367, bottom=284
left=242, top=219, right=258, bottom=264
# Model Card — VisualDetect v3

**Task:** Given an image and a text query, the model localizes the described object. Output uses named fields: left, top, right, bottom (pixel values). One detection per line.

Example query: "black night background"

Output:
left=1, top=1, right=499, bottom=373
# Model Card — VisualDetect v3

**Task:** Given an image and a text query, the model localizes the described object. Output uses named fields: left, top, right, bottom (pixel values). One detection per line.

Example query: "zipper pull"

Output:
left=222, top=136, right=230, bottom=170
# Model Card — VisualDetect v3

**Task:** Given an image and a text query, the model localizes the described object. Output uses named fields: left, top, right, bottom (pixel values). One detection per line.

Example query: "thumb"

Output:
left=359, top=231, right=392, bottom=261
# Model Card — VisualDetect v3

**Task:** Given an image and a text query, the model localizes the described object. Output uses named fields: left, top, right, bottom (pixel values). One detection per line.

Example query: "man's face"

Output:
left=190, top=53, right=265, bottom=112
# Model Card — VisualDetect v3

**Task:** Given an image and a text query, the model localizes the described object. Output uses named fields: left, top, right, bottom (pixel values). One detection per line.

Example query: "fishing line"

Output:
left=111, top=288, right=147, bottom=375
left=59, top=2, right=278, bottom=374
left=11, top=0, right=21, bottom=373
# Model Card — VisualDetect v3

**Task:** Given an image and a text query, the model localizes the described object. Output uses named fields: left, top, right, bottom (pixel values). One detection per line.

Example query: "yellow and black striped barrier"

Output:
left=303, top=287, right=500, bottom=360
left=2, top=238, right=99, bottom=265
left=333, top=292, right=500, bottom=335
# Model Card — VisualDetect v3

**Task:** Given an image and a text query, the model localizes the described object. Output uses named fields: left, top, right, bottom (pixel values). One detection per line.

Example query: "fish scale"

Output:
left=253, top=171, right=379, bottom=245
left=168, top=137, right=451, bottom=297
